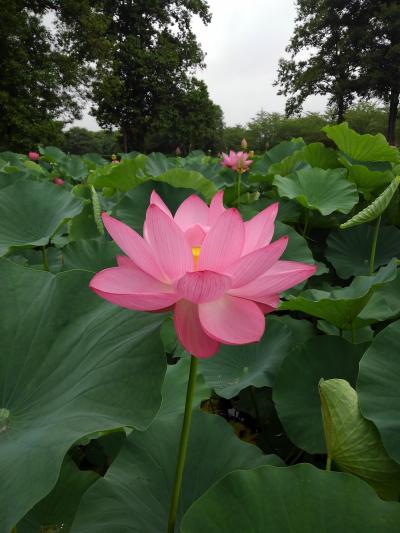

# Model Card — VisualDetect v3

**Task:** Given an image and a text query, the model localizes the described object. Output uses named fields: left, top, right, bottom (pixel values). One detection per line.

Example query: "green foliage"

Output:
left=0, top=1, right=85, bottom=152
left=358, top=320, right=400, bottom=463
left=0, top=261, right=166, bottom=531
left=2, top=125, right=400, bottom=531
left=340, top=177, right=400, bottom=229
left=273, top=168, right=359, bottom=215
left=320, top=379, right=400, bottom=499
left=181, top=464, right=400, bottom=532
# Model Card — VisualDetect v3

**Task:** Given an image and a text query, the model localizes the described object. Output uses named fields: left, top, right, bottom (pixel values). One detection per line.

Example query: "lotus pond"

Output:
left=1, top=122, right=400, bottom=532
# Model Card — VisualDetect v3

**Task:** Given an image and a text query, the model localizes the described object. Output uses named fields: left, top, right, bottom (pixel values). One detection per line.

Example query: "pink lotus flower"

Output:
left=90, top=192, right=316, bottom=358
left=53, top=177, right=64, bottom=185
left=221, top=150, right=253, bottom=173
left=112, top=159, right=119, bottom=164
left=28, top=151, right=40, bottom=162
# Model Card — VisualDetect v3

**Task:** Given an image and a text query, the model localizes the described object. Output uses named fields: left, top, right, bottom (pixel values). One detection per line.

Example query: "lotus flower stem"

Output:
left=167, top=356, right=198, bottom=533
left=369, top=215, right=381, bottom=275
left=236, top=170, right=242, bottom=207
left=41, top=246, right=49, bottom=272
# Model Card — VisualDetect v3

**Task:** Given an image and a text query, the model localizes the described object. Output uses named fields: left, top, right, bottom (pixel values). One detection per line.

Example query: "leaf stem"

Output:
left=326, top=455, right=332, bottom=471
left=167, top=356, right=198, bottom=533
left=41, top=246, right=49, bottom=271
left=369, top=215, right=381, bottom=275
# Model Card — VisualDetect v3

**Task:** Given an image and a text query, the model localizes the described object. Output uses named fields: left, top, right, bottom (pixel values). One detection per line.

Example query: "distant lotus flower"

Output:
left=53, top=177, right=64, bottom=185
left=90, top=191, right=316, bottom=358
left=112, top=160, right=119, bottom=164
left=221, top=150, right=253, bottom=173
left=175, top=146, right=182, bottom=156
left=28, top=151, right=39, bottom=162
left=241, top=138, right=248, bottom=150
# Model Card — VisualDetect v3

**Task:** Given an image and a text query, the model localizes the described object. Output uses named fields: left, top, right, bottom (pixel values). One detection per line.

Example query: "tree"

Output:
left=62, top=127, right=121, bottom=155
left=144, top=79, right=223, bottom=154
left=275, top=0, right=360, bottom=122
left=353, top=1, right=400, bottom=144
left=0, top=1, right=85, bottom=151
left=60, top=0, right=212, bottom=152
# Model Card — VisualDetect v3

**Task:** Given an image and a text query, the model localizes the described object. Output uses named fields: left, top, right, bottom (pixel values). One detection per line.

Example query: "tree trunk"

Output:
left=387, top=87, right=399, bottom=145
left=336, top=94, right=345, bottom=123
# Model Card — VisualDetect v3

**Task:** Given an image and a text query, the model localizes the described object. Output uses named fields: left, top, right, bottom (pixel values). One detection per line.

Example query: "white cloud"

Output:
left=73, top=0, right=327, bottom=130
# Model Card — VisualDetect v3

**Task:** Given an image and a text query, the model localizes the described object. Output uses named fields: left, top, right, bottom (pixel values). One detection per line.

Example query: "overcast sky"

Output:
left=74, top=0, right=327, bottom=130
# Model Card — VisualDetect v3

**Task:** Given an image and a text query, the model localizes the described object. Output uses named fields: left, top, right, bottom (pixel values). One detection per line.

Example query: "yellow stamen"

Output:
left=192, top=246, right=201, bottom=269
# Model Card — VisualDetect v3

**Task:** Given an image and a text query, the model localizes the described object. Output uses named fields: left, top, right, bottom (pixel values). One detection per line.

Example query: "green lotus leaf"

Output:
left=0, top=260, right=166, bottom=531
left=358, top=320, right=400, bottom=463
left=62, top=237, right=119, bottom=272
left=323, top=122, right=399, bottom=162
left=70, top=410, right=282, bottom=533
left=320, top=379, right=400, bottom=499
left=302, top=142, right=341, bottom=169
left=200, top=315, right=314, bottom=398
left=114, top=181, right=195, bottom=232
left=0, top=180, right=83, bottom=256
left=274, top=167, right=358, bottom=215
left=181, top=463, right=400, bottom=533
left=274, top=336, right=365, bottom=453
left=326, top=225, right=400, bottom=279
left=88, top=158, right=146, bottom=191
left=17, top=458, right=99, bottom=532
left=280, top=260, right=398, bottom=329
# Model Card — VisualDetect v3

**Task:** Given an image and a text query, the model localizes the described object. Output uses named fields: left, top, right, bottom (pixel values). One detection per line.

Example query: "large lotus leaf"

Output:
left=59, top=155, right=90, bottom=181
left=323, top=122, right=399, bottom=162
left=153, top=168, right=217, bottom=202
left=17, top=458, right=99, bottom=533
left=0, top=260, right=166, bottom=531
left=88, top=158, right=147, bottom=191
left=268, top=150, right=306, bottom=177
left=358, top=275, right=400, bottom=323
left=39, top=146, right=67, bottom=164
left=180, top=463, right=400, bottom=533
left=347, top=164, right=394, bottom=195
left=0, top=180, right=83, bottom=256
left=273, top=336, right=366, bottom=454
left=70, top=411, right=281, bottom=533
left=158, top=358, right=210, bottom=421
left=62, top=237, right=119, bottom=272
left=326, top=225, right=400, bottom=279
left=358, top=320, right=400, bottom=463
left=200, top=316, right=314, bottom=398
left=273, top=167, right=358, bottom=215
left=114, top=181, right=195, bottom=232
left=320, top=379, right=400, bottom=499
left=267, top=139, right=306, bottom=162
left=280, top=260, right=398, bottom=330
left=145, top=152, right=175, bottom=176
left=302, top=142, right=341, bottom=169
left=69, top=203, right=101, bottom=241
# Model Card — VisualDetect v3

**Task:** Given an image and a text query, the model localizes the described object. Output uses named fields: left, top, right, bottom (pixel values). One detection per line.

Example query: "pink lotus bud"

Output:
left=175, top=146, right=182, bottom=156
left=28, top=151, right=40, bottom=162
left=53, top=177, right=64, bottom=185
left=240, top=138, right=248, bottom=150
left=112, top=159, right=119, bottom=164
